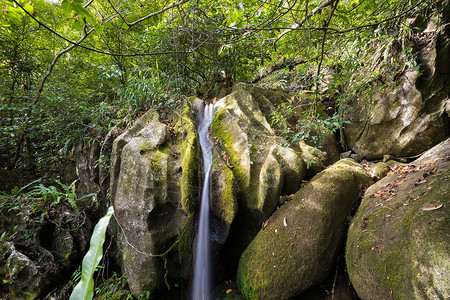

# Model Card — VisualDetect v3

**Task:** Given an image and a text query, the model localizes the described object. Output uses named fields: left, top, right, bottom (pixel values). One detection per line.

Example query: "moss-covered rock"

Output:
left=211, top=86, right=308, bottom=272
left=345, top=9, right=450, bottom=160
left=175, top=98, right=201, bottom=214
left=5, top=249, right=50, bottom=300
left=0, top=200, right=91, bottom=299
left=211, top=151, right=238, bottom=232
left=346, top=138, right=450, bottom=300
left=236, top=159, right=373, bottom=299
left=111, top=107, right=196, bottom=296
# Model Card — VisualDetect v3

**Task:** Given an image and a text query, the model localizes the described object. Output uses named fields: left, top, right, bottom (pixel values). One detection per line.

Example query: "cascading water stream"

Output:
left=192, top=103, right=214, bottom=300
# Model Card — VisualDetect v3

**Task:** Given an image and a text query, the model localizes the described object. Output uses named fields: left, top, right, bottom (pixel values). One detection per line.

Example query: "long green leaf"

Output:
left=69, top=206, right=114, bottom=300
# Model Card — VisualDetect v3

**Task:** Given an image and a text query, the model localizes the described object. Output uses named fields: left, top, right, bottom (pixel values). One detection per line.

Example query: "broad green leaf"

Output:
left=61, top=0, right=72, bottom=14
left=93, top=23, right=103, bottom=35
left=70, top=2, right=93, bottom=20
left=69, top=206, right=114, bottom=300
left=73, top=19, right=83, bottom=31
left=23, top=2, right=33, bottom=14
left=120, top=21, right=129, bottom=29
left=103, top=22, right=114, bottom=29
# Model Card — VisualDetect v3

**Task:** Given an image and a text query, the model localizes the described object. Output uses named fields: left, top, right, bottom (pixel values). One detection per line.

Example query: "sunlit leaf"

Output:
left=73, top=19, right=83, bottom=31
left=69, top=207, right=114, bottom=300
left=93, top=23, right=103, bottom=34
left=70, top=2, right=93, bottom=20
left=61, top=0, right=72, bottom=14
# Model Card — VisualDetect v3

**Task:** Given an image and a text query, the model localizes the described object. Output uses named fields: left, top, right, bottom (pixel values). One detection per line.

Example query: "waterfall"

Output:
left=192, top=103, right=214, bottom=300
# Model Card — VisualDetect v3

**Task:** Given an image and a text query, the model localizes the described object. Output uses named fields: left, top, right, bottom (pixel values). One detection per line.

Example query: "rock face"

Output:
left=110, top=104, right=199, bottom=296
left=236, top=159, right=373, bottom=299
left=346, top=138, right=450, bottom=299
left=5, top=246, right=50, bottom=300
left=211, top=84, right=310, bottom=271
left=0, top=204, right=91, bottom=300
left=345, top=7, right=450, bottom=160
left=109, top=84, right=342, bottom=293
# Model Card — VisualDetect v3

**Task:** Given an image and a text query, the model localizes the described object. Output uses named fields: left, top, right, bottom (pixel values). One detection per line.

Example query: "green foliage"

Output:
left=70, top=206, right=114, bottom=300
left=271, top=99, right=349, bottom=149
left=93, top=272, right=131, bottom=300
left=0, top=0, right=431, bottom=178
left=0, top=178, right=93, bottom=223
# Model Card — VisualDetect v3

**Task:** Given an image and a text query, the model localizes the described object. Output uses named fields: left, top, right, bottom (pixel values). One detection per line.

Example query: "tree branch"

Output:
left=35, top=27, right=95, bottom=104
left=127, top=0, right=189, bottom=27
left=316, top=0, right=339, bottom=86
left=275, top=0, right=335, bottom=44
left=12, top=0, right=192, bottom=57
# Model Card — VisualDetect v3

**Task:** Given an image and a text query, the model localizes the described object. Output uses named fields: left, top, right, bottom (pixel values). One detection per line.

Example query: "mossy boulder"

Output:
left=4, top=248, right=50, bottom=300
left=211, top=86, right=308, bottom=271
left=346, top=138, right=450, bottom=300
left=236, top=159, right=373, bottom=299
left=110, top=107, right=197, bottom=296
left=344, top=9, right=450, bottom=160
left=298, top=141, right=327, bottom=178
left=371, top=162, right=392, bottom=180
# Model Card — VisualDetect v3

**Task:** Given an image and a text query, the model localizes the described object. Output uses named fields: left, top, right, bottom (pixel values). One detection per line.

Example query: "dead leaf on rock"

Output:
left=421, top=204, right=443, bottom=211
left=428, top=167, right=438, bottom=174
left=283, top=217, right=288, bottom=227
left=392, top=164, right=417, bottom=175
left=394, top=178, right=405, bottom=185
left=373, top=190, right=385, bottom=197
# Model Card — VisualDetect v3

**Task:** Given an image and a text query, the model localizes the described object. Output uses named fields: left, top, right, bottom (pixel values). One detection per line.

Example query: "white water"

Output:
left=192, top=103, right=214, bottom=300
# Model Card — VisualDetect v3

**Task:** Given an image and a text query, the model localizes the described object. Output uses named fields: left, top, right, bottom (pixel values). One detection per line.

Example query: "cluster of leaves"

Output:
left=0, top=178, right=94, bottom=223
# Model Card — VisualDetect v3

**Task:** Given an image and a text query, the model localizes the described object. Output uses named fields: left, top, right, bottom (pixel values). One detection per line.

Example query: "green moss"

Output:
left=212, top=107, right=250, bottom=193
left=346, top=160, right=450, bottom=299
left=128, top=109, right=159, bottom=136
left=220, top=166, right=238, bottom=226
left=237, top=159, right=373, bottom=299
left=211, top=151, right=238, bottom=228
left=175, top=101, right=199, bottom=214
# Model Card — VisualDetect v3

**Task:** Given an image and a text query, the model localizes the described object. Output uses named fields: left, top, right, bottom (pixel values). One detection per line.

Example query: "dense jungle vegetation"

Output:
left=1, top=0, right=435, bottom=179
left=0, top=0, right=445, bottom=299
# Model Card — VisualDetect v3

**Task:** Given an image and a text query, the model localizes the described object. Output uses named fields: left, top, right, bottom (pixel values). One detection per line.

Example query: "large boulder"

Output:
left=346, top=138, right=450, bottom=299
left=236, top=159, right=373, bottom=299
left=211, top=85, right=309, bottom=272
left=345, top=6, right=450, bottom=160
left=4, top=247, right=50, bottom=300
left=110, top=103, right=199, bottom=296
